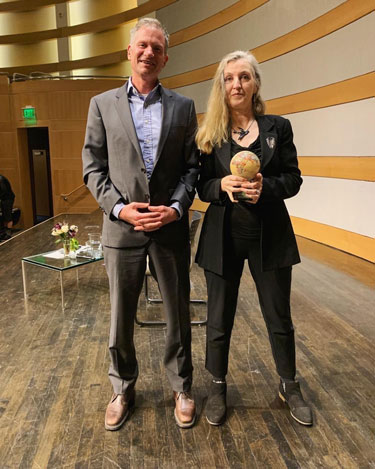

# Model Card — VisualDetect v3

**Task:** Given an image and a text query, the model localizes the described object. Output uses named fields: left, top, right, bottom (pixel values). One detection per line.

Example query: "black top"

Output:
left=0, top=175, right=15, bottom=223
left=229, top=136, right=262, bottom=240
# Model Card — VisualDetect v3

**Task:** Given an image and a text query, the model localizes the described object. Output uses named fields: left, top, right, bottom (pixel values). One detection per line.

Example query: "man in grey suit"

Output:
left=82, top=18, right=199, bottom=431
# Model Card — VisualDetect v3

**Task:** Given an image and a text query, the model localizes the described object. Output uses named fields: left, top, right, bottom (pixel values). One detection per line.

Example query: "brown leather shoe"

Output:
left=105, top=390, right=135, bottom=431
left=173, top=391, right=196, bottom=428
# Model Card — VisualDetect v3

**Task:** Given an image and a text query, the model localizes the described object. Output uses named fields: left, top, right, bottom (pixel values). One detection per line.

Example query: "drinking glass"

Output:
left=88, top=233, right=102, bottom=259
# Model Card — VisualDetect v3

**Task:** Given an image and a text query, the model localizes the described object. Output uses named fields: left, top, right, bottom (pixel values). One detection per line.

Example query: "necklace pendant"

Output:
left=238, top=129, right=249, bottom=141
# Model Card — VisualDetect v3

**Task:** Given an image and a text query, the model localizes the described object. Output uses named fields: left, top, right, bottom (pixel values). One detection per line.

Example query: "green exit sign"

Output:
left=22, top=106, right=36, bottom=121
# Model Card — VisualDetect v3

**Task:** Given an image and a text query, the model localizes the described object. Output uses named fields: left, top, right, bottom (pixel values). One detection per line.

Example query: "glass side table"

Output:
left=22, top=249, right=104, bottom=311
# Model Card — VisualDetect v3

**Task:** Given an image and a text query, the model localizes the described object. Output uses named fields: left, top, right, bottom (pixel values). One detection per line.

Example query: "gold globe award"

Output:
left=230, top=151, right=260, bottom=200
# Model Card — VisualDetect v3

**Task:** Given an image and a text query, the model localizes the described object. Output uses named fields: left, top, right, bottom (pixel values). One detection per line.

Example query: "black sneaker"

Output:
left=206, top=380, right=227, bottom=426
left=279, top=380, right=313, bottom=426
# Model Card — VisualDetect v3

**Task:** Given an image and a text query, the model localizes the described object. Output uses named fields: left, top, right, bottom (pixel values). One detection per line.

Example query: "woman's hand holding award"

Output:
left=230, top=151, right=260, bottom=200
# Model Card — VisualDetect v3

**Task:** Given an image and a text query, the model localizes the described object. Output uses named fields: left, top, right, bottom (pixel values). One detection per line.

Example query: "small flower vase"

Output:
left=63, top=239, right=70, bottom=257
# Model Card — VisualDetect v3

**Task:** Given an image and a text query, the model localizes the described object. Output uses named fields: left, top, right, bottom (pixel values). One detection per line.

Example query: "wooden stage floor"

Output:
left=0, top=211, right=374, bottom=468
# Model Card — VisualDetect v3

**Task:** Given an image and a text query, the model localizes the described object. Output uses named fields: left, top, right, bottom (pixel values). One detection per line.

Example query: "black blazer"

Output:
left=196, top=114, right=302, bottom=275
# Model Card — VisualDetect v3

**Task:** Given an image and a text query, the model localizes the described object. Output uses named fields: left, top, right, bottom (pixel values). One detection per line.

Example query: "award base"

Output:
left=234, top=191, right=251, bottom=201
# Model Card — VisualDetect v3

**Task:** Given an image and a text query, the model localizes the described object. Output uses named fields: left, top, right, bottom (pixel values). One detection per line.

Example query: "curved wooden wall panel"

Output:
left=291, top=217, right=375, bottom=263
left=0, top=40, right=59, bottom=69
left=0, top=0, right=70, bottom=12
left=0, top=0, right=264, bottom=45
left=69, top=24, right=135, bottom=62
left=1, top=0, right=365, bottom=77
left=157, top=0, right=238, bottom=33
left=161, top=0, right=345, bottom=79
left=169, top=0, right=268, bottom=47
left=265, top=73, right=375, bottom=116
left=298, top=157, right=375, bottom=182
left=260, top=12, right=374, bottom=101
left=252, top=0, right=374, bottom=63
left=0, top=0, right=177, bottom=44
left=196, top=72, right=375, bottom=125
left=161, top=0, right=374, bottom=89
left=0, top=50, right=127, bottom=75
left=0, top=6, right=56, bottom=36
left=68, top=0, right=136, bottom=25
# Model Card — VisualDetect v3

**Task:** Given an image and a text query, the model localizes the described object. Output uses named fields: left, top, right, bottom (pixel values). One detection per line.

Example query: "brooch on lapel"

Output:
left=266, top=137, right=276, bottom=149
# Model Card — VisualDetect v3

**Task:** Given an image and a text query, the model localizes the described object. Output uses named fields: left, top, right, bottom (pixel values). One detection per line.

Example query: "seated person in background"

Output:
left=195, top=50, right=313, bottom=427
left=0, top=174, right=15, bottom=241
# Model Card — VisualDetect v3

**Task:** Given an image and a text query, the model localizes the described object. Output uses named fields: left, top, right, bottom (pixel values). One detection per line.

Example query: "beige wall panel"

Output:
left=286, top=176, right=375, bottom=238
left=12, top=92, right=50, bottom=122
left=261, top=13, right=375, bottom=100
left=0, top=95, right=10, bottom=121
left=69, top=0, right=137, bottom=25
left=0, top=40, right=58, bottom=68
left=174, top=80, right=213, bottom=114
left=70, top=23, right=135, bottom=61
left=49, top=131, right=86, bottom=159
left=0, top=6, right=55, bottom=35
left=47, top=91, right=94, bottom=120
left=287, top=99, right=375, bottom=157
left=0, top=132, right=15, bottom=157
left=160, top=0, right=344, bottom=78
left=157, top=0, right=238, bottom=34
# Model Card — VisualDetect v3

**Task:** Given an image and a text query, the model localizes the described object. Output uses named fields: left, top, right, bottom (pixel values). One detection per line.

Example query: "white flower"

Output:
left=55, top=229, right=63, bottom=235
left=70, top=225, right=78, bottom=232
left=51, top=230, right=60, bottom=236
left=61, top=225, right=69, bottom=233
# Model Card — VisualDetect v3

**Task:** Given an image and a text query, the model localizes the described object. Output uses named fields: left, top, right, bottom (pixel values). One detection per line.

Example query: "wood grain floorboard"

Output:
left=0, top=211, right=374, bottom=468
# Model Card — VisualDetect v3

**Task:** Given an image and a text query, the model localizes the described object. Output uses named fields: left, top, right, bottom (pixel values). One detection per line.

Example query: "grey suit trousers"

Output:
left=104, top=240, right=193, bottom=394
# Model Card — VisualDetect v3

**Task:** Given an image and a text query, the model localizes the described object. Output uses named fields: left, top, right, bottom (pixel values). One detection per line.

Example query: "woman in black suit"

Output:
left=195, top=51, right=312, bottom=427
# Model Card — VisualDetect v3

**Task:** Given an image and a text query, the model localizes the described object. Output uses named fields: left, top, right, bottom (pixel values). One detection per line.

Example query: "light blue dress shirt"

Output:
left=128, top=78, right=162, bottom=180
left=113, top=78, right=182, bottom=219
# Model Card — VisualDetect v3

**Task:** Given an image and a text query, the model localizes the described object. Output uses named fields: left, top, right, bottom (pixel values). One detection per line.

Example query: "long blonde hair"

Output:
left=196, top=51, right=265, bottom=153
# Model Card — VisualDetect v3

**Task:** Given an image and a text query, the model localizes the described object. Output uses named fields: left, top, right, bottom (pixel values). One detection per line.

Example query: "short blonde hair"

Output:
left=130, top=18, right=169, bottom=52
left=196, top=51, right=265, bottom=153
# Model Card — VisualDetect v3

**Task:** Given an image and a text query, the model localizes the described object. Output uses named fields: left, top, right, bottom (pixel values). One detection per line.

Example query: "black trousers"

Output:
left=204, top=237, right=296, bottom=380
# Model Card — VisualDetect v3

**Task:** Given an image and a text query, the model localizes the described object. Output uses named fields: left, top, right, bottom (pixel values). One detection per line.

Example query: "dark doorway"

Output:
left=27, top=127, right=53, bottom=224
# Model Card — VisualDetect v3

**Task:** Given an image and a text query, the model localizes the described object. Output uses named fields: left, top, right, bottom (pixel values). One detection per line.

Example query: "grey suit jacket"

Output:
left=82, top=82, right=199, bottom=248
